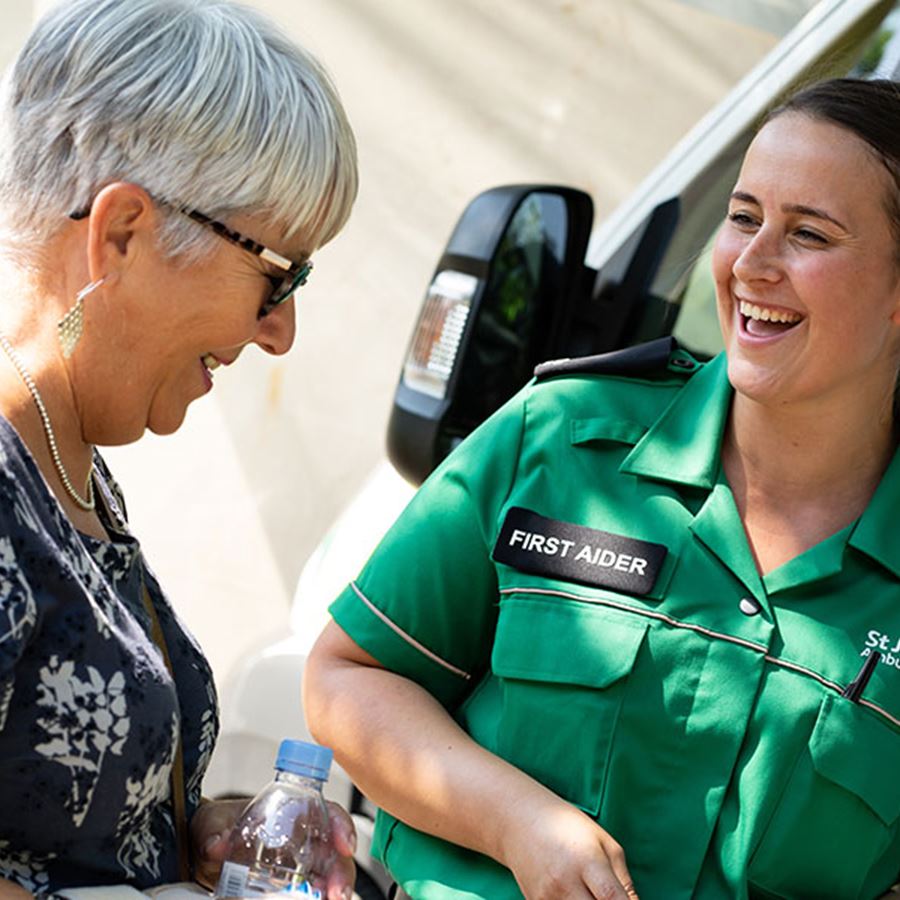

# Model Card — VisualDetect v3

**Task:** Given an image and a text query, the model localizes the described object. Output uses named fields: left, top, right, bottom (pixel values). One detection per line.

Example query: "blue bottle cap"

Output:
left=275, top=739, right=333, bottom=781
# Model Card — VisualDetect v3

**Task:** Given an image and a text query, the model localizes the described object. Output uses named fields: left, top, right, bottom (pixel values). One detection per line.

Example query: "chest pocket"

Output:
left=570, top=415, right=647, bottom=448
left=750, top=693, right=900, bottom=899
left=491, top=595, right=647, bottom=817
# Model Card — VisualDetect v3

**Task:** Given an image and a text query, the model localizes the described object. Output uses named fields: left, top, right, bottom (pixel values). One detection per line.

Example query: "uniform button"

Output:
left=739, top=597, right=761, bottom=616
left=671, top=357, right=694, bottom=370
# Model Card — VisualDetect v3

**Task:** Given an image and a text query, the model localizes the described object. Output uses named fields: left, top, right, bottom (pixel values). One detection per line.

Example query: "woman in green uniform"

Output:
left=305, top=78, right=900, bottom=900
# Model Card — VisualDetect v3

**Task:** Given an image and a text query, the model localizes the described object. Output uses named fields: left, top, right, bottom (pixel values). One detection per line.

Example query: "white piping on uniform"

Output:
left=860, top=698, right=900, bottom=729
left=500, top=586, right=769, bottom=654
left=762, top=655, right=900, bottom=728
left=351, top=582, right=471, bottom=680
left=761, top=654, right=842, bottom=694
left=501, top=586, right=900, bottom=731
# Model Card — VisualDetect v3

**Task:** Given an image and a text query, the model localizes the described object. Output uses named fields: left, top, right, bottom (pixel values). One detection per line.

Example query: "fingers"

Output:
left=189, top=798, right=250, bottom=890
left=324, top=802, right=357, bottom=900
left=189, top=797, right=247, bottom=855
left=598, top=833, right=639, bottom=900
left=199, top=831, right=230, bottom=862
left=325, top=800, right=358, bottom=857
left=578, top=832, right=638, bottom=900
left=581, top=863, right=635, bottom=900
left=324, top=851, right=356, bottom=900
left=192, top=832, right=230, bottom=891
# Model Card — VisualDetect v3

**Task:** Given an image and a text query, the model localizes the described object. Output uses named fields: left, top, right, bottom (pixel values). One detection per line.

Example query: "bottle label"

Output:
left=217, top=861, right=324, bottom=898
left=218, top=861, right=250, bottom=898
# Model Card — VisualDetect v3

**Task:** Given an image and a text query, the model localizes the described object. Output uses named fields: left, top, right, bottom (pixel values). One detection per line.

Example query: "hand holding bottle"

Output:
left=208, top=741, right=355, bottom=900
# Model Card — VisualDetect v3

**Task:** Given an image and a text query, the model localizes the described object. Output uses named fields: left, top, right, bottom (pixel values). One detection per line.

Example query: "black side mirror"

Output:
left=387, top=185, right=593, bottom=486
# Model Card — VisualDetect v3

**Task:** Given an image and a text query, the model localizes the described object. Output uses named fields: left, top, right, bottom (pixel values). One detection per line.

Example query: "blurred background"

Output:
left=3, top=0, right=815, bottom=695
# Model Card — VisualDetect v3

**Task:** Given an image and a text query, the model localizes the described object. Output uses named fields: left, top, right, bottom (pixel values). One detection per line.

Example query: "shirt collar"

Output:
left=849, top=443, right=900, bottom=578
left=619, top=350, right=900, bottom=579
left=619, top=352, right=732, bottom=489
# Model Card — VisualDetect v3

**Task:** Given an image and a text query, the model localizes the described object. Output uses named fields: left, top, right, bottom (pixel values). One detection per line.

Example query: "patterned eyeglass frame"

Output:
left=69, top=204, right=312, bottom=318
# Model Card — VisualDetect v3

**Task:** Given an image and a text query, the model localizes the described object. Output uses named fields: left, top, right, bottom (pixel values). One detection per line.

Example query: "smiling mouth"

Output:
left=201, top=353, right=222, bottom=378
left=739, top=300, right=803, bottom=338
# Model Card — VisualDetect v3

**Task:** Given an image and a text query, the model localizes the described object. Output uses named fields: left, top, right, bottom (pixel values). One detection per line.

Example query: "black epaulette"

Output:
left=534, top=336, right=696, bottom=381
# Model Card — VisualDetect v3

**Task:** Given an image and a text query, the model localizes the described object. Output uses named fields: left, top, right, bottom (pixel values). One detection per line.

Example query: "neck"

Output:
left=0, top=318, right=95, bottom=515
left=0, top=240, right=103, bottom=523
left=727, top=391, right=895, bottom=500
left=723, top=392, right=895, bottom=565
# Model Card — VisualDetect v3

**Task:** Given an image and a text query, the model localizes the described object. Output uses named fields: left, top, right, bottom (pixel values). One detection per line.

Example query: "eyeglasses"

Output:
left=70, top=203, right=312, bottom=318
left=180, top=208, right=312, bottom=317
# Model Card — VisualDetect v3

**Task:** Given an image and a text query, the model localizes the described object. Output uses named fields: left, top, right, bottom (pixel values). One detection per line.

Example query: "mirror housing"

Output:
left=387, top=185, right=593, bottom=486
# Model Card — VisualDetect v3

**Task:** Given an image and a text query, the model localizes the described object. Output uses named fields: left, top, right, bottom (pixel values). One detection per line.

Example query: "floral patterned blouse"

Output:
left=0, top=416, right=219, bottom=894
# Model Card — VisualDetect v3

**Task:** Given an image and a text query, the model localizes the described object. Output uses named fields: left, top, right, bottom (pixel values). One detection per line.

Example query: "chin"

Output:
left=84, top=416, right=148, bottom=447
left=141, top=397, right=190, bottom=436
left=148, top=411, right=188, bottom=437
left=726, top=355, right=788, bottom=405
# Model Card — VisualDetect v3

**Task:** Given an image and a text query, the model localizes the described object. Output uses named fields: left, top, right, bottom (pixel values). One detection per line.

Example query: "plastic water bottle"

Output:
left=214, top=739, right=335, bottom=898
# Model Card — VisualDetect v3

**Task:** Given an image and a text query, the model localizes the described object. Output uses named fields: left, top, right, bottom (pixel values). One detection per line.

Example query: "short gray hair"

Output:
left=0, top=0, right=358, bottom=261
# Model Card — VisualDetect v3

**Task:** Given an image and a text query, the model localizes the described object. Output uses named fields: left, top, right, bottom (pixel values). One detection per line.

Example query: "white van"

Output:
left=204, top=1, right=900, bottom=895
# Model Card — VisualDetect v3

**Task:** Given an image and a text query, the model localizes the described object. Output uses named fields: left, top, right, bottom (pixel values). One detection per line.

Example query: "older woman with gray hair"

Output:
left=0, top=0, right=357, bottom=896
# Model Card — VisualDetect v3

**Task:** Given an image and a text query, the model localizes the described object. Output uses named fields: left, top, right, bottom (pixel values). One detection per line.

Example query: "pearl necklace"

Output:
left=0, top=333, right=95, bottom=511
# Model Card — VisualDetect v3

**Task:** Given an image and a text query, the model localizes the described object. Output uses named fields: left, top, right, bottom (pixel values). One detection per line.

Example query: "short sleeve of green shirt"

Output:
left=329, top=353, right=900, bottom=900
left=329, top=387, right=527, bottom=709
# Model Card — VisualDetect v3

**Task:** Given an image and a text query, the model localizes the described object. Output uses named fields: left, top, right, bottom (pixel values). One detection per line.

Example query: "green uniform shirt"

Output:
left=330, top=349, right=900, bottom=900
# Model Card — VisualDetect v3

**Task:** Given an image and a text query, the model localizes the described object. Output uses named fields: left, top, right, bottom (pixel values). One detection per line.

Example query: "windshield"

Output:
left=676, top=0, right=822, bottom=35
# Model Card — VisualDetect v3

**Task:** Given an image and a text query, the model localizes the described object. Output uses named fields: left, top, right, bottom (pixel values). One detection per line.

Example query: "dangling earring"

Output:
left=58, top=277, right=107, bottom=358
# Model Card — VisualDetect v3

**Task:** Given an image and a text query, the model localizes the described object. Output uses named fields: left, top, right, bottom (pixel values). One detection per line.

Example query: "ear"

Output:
left=83, top=182, right=157, bottom=282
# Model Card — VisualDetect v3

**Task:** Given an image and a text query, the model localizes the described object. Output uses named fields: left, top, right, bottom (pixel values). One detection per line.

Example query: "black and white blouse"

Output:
left=0, top=415, right=218, bottom=893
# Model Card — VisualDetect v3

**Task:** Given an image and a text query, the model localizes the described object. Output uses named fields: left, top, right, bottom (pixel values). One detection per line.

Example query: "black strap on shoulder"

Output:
left=534, top=336, right=678, bottom=381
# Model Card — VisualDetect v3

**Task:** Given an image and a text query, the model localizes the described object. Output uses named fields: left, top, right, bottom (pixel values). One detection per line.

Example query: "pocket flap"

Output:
left=492, top=597, right=647, bottom=689
left=571, top=417, right=646, bottom=447
left=810, top=694, right=900, bottom=825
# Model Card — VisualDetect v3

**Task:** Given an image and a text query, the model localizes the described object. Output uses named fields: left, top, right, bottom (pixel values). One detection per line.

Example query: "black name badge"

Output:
left=492, top=507, right=667, bottom=596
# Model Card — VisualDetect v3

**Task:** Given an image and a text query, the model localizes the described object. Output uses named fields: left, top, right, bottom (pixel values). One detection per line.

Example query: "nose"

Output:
left=253, top=297, right=296, bottom=355
left=732, top=227, right=782, bottom=284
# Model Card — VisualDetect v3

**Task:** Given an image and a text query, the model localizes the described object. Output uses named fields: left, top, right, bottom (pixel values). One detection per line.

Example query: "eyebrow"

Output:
left=730, top=191, right=848, bottom=231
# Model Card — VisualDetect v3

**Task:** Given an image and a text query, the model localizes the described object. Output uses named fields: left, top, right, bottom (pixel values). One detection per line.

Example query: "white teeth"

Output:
left=201, top=353, right=221, bottom=371
left=739, top=300, right=802, bottom=324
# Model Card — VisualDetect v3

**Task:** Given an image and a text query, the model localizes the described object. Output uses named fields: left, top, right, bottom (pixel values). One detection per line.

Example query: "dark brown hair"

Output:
left=768, top=78, right=900, bottom=428
left=765, top=78, right=900, bottom=251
